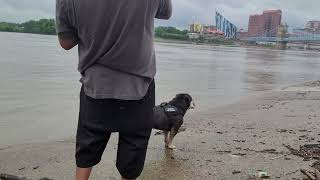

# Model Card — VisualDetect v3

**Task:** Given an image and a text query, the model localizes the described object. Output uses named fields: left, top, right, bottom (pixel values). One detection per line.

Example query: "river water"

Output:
left=0, top=32, right=320, bottom=147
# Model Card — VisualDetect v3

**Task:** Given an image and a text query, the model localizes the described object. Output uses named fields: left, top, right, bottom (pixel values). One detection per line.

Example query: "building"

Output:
left=306, top=21, right=320, bottom=29
left=305, top=21, right=320, bottom=34
left=201, top=25, right=224, bottom=36
left=201, top=25, right=217, bottom=34
left=237, top=29, right=249, bottom=39
left=188, top=24, right=222, bottom=35
left=248, top=10, right=282, bottom=37
left=188, top=24, right=224, bottom=40
left=189, top=23, right=203, bottom=33
left=293, top=21, right=320, bottom=35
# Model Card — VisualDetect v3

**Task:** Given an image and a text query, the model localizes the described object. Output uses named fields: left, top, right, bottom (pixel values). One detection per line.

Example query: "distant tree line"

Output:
left=0, top=19, right=56, bottom=35
left=0, top=19, right=188, bottom=41
left=155, top=26, right=189, bottom=40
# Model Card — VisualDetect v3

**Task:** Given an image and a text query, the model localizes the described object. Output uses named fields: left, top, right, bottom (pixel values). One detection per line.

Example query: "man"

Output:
left=55, top=0, right=172, bottom=180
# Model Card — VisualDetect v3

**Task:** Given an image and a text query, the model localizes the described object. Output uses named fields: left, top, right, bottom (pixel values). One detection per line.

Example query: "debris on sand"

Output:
left=216, top=150, right=232, bottom=154
left=256, top=104, right=274, bottom=110
left=300, top=169, right=320, bottom=180
left=233, top=139, right=246, bottom=143
left=283, top=144, right=320, bottom=160
left=270, top=155, right=284, bottom=160
left=276, top=129, right=288, bottom=133
left=0, top=173, right=52, bottom=180
left=248, top=170, right=270, bottom=179
left=299, top=129, right=312, bottom=133
left=232, top=170, right=241, bottom=174
left=232, top=153, right=247, bottom=157
left=257, top=149, right=278, bottom=154
left=312, top=161, right=320, bottom=171
left=0, top=174, right=24, bottom=180
left=283, top=144, right=320, bottom=179
left=32, top=166, right=39, bottom=170
left=244, top=148, right=281, bottom=155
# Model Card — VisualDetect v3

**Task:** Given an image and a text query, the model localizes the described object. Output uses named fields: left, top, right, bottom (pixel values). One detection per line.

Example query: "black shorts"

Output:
left=76, top=81, right=155, bottom=179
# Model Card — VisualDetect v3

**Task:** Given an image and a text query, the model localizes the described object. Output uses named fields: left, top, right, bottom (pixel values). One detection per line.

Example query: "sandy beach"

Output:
left=1, top=81, right=320, bottom=180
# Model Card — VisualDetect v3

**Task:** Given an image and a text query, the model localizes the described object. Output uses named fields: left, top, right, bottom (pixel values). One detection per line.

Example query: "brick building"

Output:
left=248, top=10, right=282, bottom=37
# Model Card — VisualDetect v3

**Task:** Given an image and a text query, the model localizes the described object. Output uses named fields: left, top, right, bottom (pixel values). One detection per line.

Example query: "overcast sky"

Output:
left=0, top=0, right=319, bottom=30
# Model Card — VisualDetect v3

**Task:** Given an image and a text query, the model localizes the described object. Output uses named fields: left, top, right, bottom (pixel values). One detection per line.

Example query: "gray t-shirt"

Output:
left=56, top=0, right=172, bottom=100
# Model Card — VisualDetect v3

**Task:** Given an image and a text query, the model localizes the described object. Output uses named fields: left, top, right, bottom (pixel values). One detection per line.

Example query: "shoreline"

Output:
left=1, top=31, right=319, bottom=52
left=1, top=80, right=320, bottom=179
left=154, top=36, right=320, bottom=52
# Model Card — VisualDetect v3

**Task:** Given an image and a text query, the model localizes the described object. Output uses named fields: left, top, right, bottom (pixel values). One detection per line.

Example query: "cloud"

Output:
left=0, top=0, right=54, bottom=23
left=0, top=0, right=319, bottom=30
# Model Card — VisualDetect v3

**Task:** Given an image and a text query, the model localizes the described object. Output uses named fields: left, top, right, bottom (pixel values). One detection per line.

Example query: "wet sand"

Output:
left=1, top=81, right=320, bottom=180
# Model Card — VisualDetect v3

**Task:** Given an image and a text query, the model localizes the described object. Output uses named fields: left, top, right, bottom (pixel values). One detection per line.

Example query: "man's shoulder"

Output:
left=56, top=0, right=73, bottom=7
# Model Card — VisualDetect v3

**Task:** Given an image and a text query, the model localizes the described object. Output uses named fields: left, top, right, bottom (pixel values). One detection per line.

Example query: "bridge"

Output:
left=214, top=12, right=320, bottom=49
left=243, top=34, right=320, bottom=42
left=241, top=26, right=320, bottom=49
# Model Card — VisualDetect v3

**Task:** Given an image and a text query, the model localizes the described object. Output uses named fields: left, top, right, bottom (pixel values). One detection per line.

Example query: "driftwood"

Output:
left=283, top=144, right=320, bottom=179
left=300, top=169, right=320, bottom=180
left=0, top=174, right=28, bottom=180
left=283, top=144, right=320, bottom=160
left=0, top=174, right=52, bottom=180
left=313, top=161, right=320, bottom=171
left=315, top=169, right=320, bottom=180
left=301, top=169, right=316, bottom=180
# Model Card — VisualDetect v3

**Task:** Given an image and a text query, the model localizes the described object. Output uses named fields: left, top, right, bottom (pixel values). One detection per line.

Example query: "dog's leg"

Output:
left=164, top=131, right=170, bottom=147
left=167, top=128, right=178, bottom=149
left=167, top=119, right=183, bottom=149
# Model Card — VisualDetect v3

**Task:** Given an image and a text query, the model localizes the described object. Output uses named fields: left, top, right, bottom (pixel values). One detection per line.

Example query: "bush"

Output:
left=0, top=19, right=56, bottom=35
left=155, top=26, right=189, bottom=40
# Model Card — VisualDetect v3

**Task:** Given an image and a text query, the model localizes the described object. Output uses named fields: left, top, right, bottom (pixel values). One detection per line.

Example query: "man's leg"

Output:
left=75, top=116, right=111, bottom=180
left=121, top=176, right=135, bottom=180
left=115, top=81, right=155, bottom=179
left=75, top=86, right=112, bottom=180
left=116, top=130, right=152, bottom=180
left=76, top=168, right=92, bottom=180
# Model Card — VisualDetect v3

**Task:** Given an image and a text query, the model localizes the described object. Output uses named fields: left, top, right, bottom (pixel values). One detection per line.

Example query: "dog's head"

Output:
left=174, top=94, right=195, bottom=110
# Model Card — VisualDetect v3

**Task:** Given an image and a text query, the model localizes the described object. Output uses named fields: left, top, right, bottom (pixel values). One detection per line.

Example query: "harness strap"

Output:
left=160, top=102, right=182, bottom=117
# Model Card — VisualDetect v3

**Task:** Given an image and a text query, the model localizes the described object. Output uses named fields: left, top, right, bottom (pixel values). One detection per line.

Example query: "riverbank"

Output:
left=1, top=81, right=320, bottom=179
left=154, top=37, right=192, bottom=44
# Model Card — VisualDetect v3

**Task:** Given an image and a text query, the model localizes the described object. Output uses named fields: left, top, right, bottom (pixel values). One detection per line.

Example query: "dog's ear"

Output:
left=180, top=94, right=192, bottom=105
left=185, top=94, right=192, bottom=103
left=175, top=94, right=192, bottom=105
left=175, top=94, right=184, bottom=101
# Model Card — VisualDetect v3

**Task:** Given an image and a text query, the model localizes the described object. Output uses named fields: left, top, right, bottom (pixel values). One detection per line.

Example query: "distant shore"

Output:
left=1, top=31, right=318, bottom=52
left=154, top=37, right=192, bottom=44
left=1, top=80, right=320, bottom=179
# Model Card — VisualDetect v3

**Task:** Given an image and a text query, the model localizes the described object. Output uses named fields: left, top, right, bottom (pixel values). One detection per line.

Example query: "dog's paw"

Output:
left=166, top=144, right=176, bottom=149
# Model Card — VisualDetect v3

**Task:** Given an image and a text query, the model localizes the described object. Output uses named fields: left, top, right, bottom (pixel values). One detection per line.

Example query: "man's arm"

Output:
left=156, top=0, right=172, bottom=20
left=56, top=0, right=78, bottom=50
left=58, top=32, right=79, bottom=50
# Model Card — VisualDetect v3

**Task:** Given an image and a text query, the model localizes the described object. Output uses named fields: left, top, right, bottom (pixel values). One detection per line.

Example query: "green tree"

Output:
left=0, top=19, right=56, bottom=35
left=155, top=26, right=189, bottom=40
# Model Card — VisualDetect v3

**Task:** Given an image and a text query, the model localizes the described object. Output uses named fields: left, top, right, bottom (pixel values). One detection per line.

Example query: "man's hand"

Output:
left=58, top=32, right=79, bottom=50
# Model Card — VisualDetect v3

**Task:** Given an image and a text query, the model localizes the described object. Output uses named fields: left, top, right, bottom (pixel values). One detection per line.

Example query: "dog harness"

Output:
left=160, top=102, right=182, bottom=117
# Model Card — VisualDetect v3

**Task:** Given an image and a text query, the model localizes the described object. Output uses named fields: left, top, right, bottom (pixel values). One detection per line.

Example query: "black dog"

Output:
left=153, top=94, right=195, bottom=149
